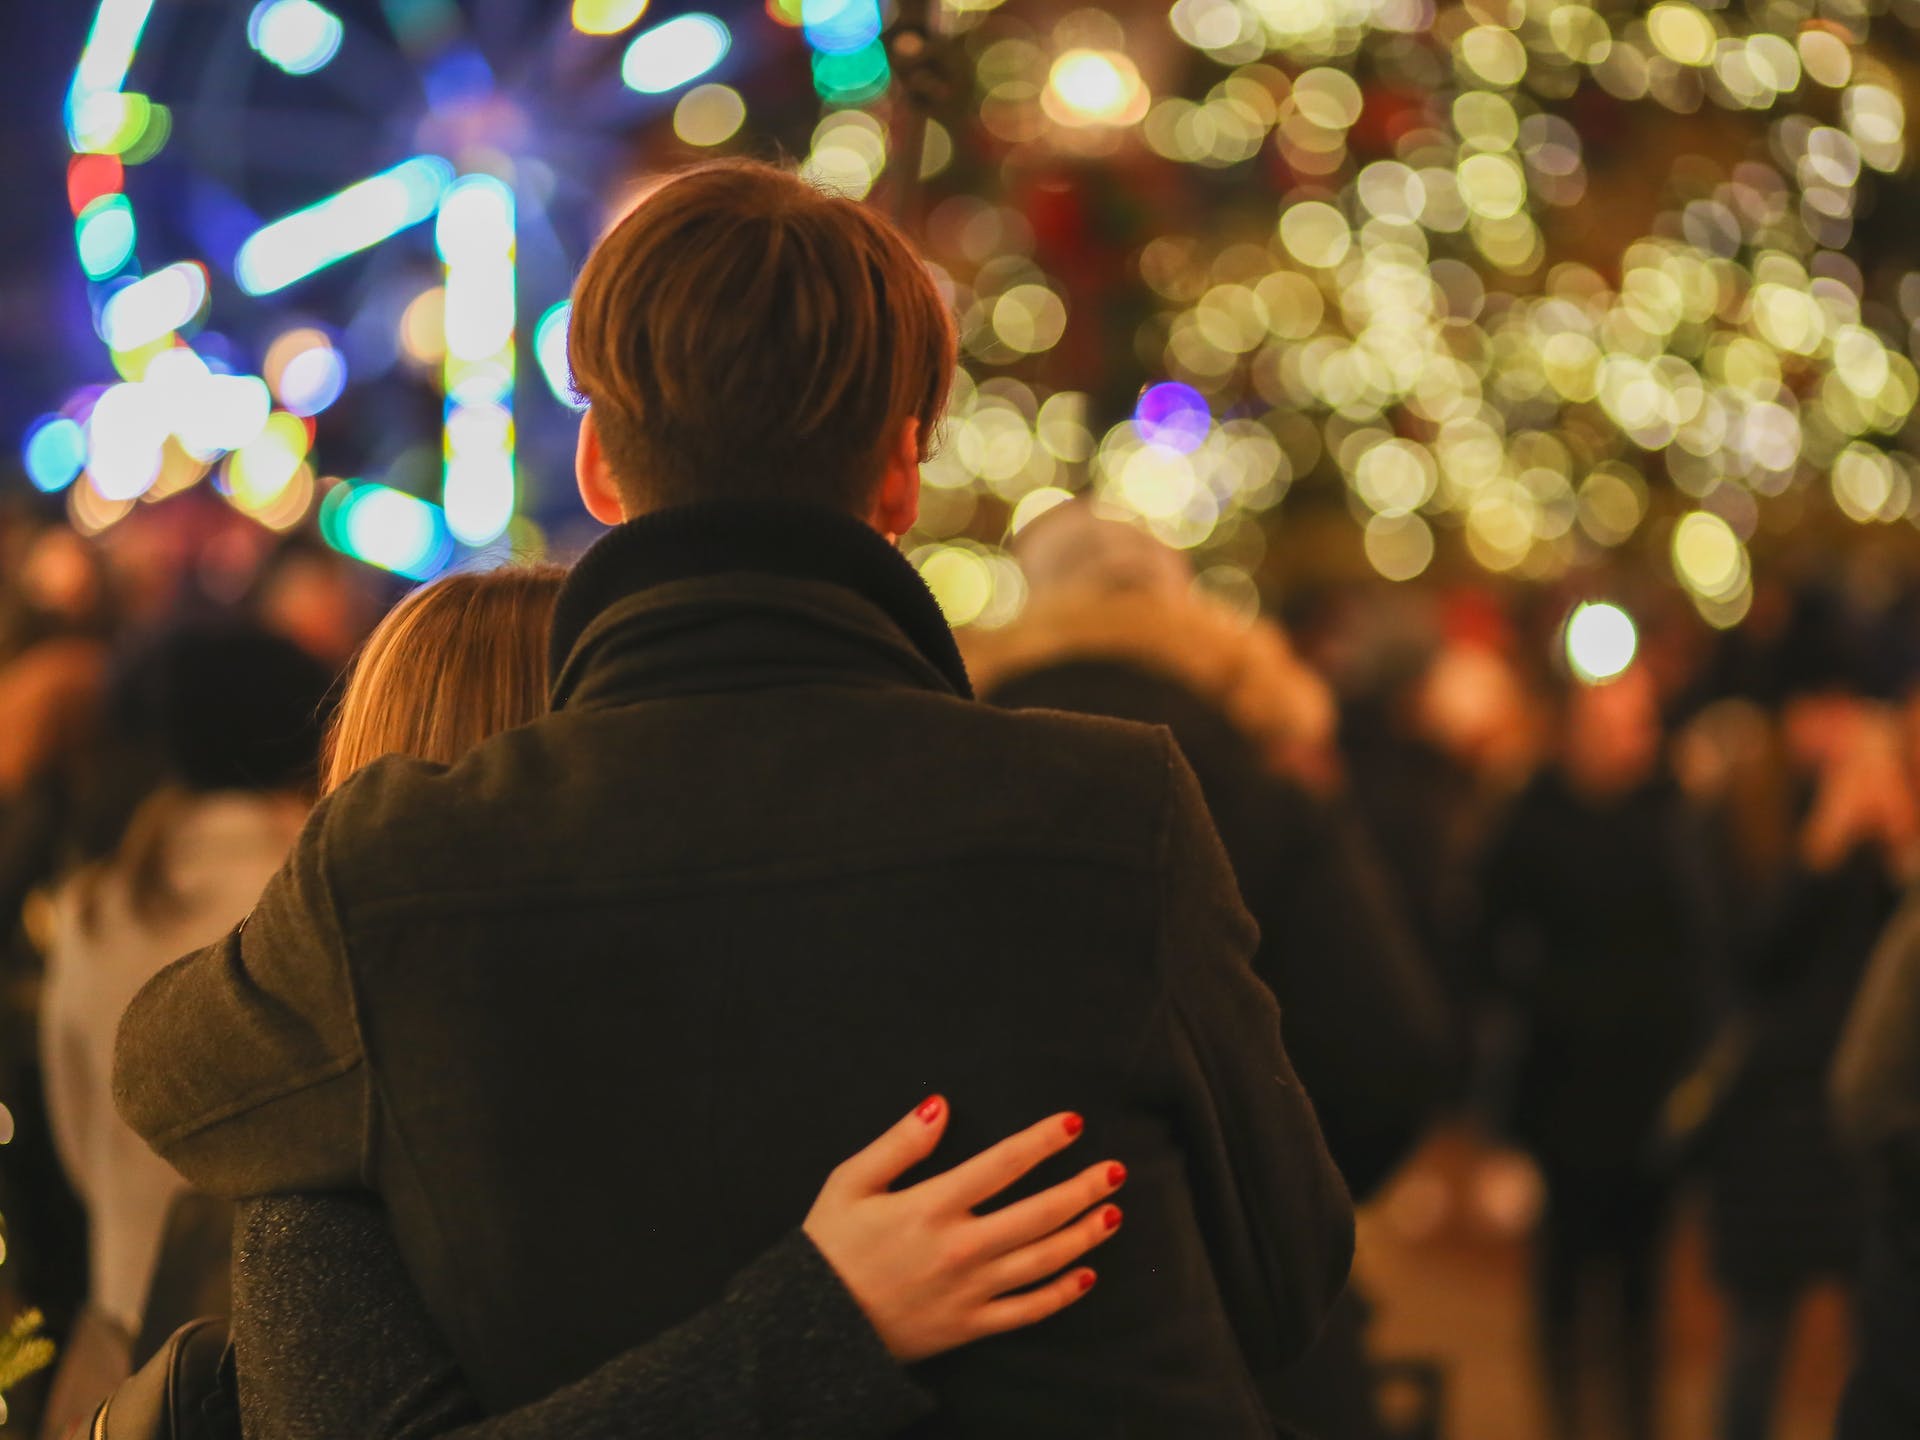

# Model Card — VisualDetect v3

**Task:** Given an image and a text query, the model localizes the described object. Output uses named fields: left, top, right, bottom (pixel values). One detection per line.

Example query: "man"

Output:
left=115, top=161, right=1351, bottom=1434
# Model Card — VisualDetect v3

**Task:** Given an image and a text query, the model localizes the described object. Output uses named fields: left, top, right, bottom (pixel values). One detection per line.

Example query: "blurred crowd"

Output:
left=3, top=475, right=1920, bottom=1440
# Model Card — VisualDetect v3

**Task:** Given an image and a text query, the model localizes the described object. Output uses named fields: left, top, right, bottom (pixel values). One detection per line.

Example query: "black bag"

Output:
left=87, top=1318, right=236, bottom=1440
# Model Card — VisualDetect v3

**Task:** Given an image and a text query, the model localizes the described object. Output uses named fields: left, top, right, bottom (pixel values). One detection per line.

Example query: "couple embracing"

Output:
left=114, top=159, right=1353, bottom=1437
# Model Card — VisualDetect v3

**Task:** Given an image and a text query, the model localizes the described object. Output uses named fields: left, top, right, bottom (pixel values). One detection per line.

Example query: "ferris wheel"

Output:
left=23, top=0, right=868, bottom=579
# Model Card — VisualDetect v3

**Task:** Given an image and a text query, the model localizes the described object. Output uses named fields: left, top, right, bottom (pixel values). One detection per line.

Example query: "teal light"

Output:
left=75, top=195, right=137, bottom=280
left=812, top=39, right=890, bottom=105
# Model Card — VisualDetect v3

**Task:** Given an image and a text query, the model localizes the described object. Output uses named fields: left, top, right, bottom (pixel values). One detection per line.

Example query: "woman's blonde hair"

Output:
left=322, top=566, right=566, bottom=793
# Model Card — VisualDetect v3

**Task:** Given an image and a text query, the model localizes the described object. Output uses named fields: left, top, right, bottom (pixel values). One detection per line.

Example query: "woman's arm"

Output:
left=235, top=1100, right=1126, bottom=1440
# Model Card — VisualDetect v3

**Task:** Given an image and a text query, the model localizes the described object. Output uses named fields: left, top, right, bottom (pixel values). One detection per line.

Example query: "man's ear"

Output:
left=870, top=418, right=922, bottom=543
left=575, top=411, right=628, bottom=526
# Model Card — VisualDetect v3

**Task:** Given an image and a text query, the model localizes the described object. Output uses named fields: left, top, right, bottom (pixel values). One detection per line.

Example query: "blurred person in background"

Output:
left=1828, top=695, right=1920, bottom=1438
left=0, top=520, right=120, bottom=1431
left=966, top=500, right=1454, bottom=1440
left=1474, top=658, right=1716, bottom=1440
left=32, top=620, right=332, bottom=1439
left=1701, top=690, right=1911, bottom=1440
left=212, top=564, right=1132, bottom=1440
left=113, top=162, right=1352, bottom=1436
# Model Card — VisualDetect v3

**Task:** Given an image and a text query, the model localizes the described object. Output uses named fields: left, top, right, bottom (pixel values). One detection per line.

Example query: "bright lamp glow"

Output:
left=622, top=15, right=730, bottom=93
left=1565, top=601, right=1638, bottom=684
left=235, top=156, right=454, bottom=296
left=248, top=0, right=345, bottom=76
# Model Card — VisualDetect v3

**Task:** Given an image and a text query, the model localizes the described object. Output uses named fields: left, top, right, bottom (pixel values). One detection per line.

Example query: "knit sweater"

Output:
left=233, top=1193, right=933, bottom=1439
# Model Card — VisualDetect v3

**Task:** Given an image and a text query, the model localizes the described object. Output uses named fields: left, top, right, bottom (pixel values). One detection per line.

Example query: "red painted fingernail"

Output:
left=1062, top=1113, right=1084, bottom=1137
left=1102, top=1206, right=1122, bottom=1231
left=916, top=1095, right=943, bottom=1124
left=1078, top=1270, right=1097, bottom=1292
left=1106, top=1162, right=1126, bottom=1188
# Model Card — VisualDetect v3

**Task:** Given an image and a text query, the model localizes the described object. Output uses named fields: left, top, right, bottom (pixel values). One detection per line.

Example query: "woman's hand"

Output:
left=802, top=1096, right=1126, bottom=1363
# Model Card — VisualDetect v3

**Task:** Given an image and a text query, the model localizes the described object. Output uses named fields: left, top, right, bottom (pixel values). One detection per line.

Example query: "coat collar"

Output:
left=548, top=499, right=973, bottom=709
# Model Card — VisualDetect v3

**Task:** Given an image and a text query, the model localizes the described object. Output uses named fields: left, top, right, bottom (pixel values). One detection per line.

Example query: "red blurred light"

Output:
left=68, top=154, right=125, bottom=215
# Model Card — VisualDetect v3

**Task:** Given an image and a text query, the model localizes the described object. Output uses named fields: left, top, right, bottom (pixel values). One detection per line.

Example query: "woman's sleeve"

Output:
left=233, top=1195, right=933, bottom=1440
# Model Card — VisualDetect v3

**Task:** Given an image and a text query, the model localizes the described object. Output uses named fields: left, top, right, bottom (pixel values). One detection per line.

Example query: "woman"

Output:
left=37, top=622, right=334, bottom=1440
left=230, top=565, right=1126, bottom=1439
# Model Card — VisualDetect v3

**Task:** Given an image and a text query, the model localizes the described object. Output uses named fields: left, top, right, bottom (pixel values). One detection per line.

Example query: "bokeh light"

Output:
left=1565, top=601, right=1639, bottom=684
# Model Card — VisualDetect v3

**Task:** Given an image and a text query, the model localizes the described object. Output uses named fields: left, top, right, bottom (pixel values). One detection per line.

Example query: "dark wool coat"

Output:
left=114, top=501, right=1352, bottom=1438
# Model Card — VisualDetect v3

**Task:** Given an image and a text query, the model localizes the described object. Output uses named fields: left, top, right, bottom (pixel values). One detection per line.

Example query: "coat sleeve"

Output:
left=111, top=795, right=367, bottom=1198
left=234, top=1195, right=934, bottom=1440
left=1152, top=735, right=1355, bottom=1386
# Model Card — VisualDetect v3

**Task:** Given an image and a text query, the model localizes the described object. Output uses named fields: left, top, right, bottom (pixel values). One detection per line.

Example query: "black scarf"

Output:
left=548, top=499, right=973, bottom=700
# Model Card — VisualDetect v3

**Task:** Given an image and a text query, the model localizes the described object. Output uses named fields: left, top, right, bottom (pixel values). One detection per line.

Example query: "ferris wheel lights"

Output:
left=573, top=0, right=651, bottom=36
left=248, top=0, right=345, bottom=77
left=621, top=14, right=731, bottom=94
left=235, top=156, right=453, bottom=296
left=23, top=418, right=88, bottom=495
left=75, top=196, right=137, bottom=281
left=98, top=262, right=209, bottom=352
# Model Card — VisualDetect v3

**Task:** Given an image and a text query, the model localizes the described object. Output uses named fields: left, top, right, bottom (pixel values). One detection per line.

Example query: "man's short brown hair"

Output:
left=567, top=161, right=957, bottom=516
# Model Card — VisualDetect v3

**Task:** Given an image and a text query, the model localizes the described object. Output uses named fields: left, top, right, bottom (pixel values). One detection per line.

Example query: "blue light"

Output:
left=802, top=0, right=881, bottom=56
left=235, top=156, right=454, bottom=296
left=535, top=301, right=583, bottom=410
left=321, top=482, right=453, bottom=580
left=1134, top=382, right=1210, bottom=454
left=23, top=417, right=87, bottom=493
left=75, top=195, right=137, bottom=280
left=622, top=14, right=730, bottom=94
left=279, top=345, right=348, bottom=416
left=247, top=0, right=344, bottom=76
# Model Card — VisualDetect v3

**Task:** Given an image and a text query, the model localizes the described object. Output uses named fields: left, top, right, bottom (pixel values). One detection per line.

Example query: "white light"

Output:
left=535, top=302, right=583, bottom=410
left=85, top=382, right=168, bottom=501
left=186, top=375, right=274, bottom=455
left=622, top=14, right=730, bottom=94
left=72, top=0, right=158, bottom=100
left=247, top=0, right=344, bottom=76
left=278, top=345, right=348, bottom=416
left=99, top=263, right=209, bottom=351
left=346, top=486, right=441, bottom=573
left=236, top=157, right=453, bottom=296
left=435, top=175, right=515, bottom=264
left=1565, top=601, right=1638, bottom=684
left=444, top=451, right=516, bottom=546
